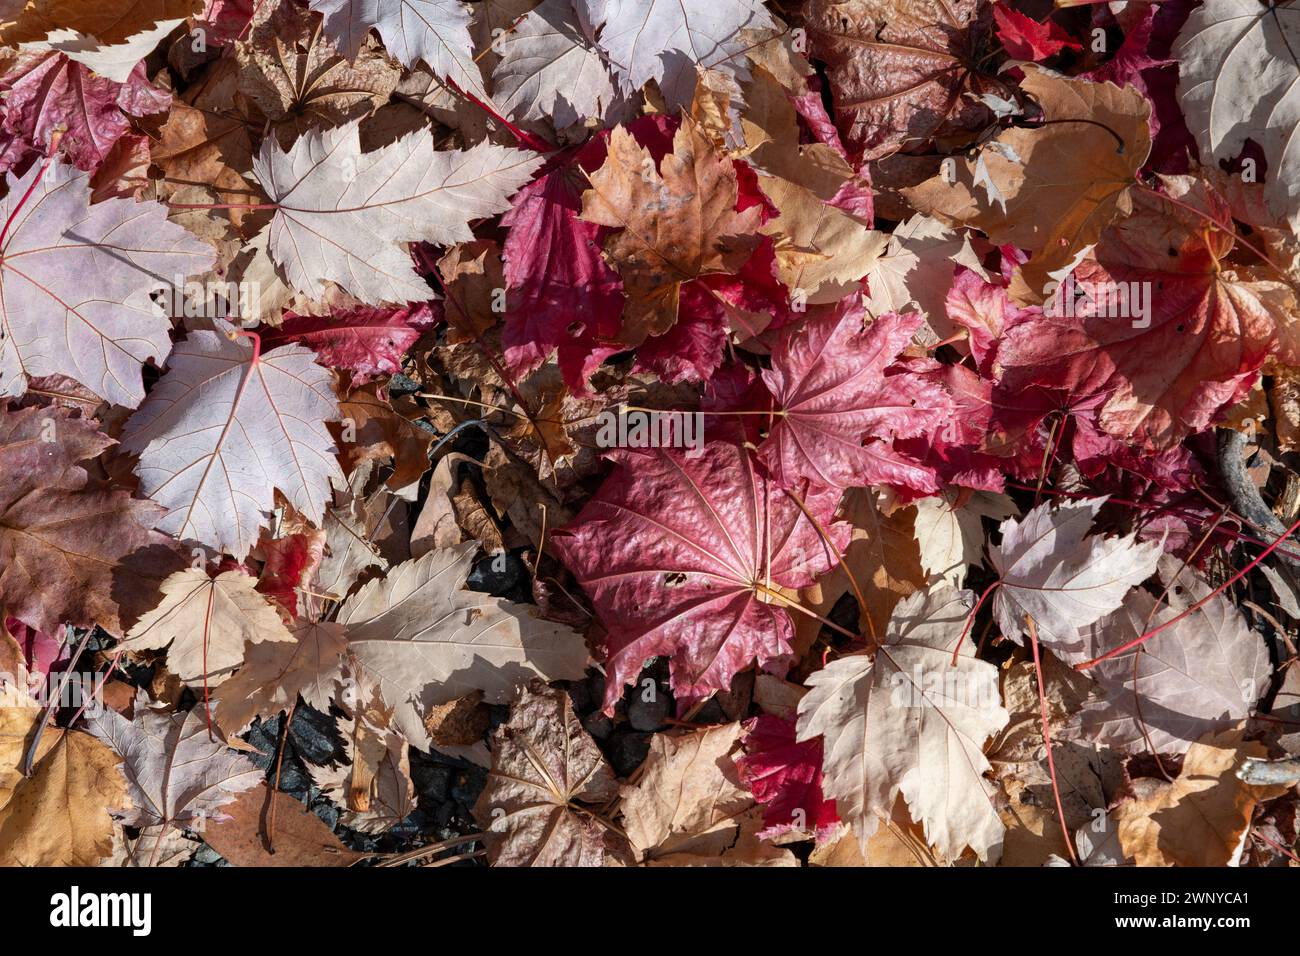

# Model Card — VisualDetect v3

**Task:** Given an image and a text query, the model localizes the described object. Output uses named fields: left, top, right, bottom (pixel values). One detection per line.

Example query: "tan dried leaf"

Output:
left=473, top=681, right=629, bottom=866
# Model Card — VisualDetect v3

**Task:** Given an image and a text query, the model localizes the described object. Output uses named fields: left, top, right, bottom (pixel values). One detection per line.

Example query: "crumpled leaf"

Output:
left=309, top=707, right=415, bottom=833
left=620, top=721, right=795, bottom=866
left=337, top=543, right=589, bottom=746
left=1115, top=725, right=1285, bottom=867
left=473, top=680, right=630, bottom=866
left=806, top=0, right=1000, bottom=160
left=0, top=51, right=170, bottom=175
left=580, top=117, right=761, bottom=344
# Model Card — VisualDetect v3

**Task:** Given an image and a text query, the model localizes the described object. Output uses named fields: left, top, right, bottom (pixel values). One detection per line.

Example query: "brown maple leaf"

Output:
left=580, top=118, right=761, bottom=345
left=806, top=0, right=1003, bottom=161
left=473, top=681, right=631, bottom=866
left=0, top=405, right=186, bottom=636
left=904, top=66, right=1152, bottom=302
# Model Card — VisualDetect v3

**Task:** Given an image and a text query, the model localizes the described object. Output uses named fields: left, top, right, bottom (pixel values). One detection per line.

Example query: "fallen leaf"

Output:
left=1116, top=725, right=1285, bottom=867
left=473, top=680, right=630, bottom=866
left=201, top=783, right=365, bottom=866
left=989, top=497, right=1162, bottom=646
left=118, top=568, right=295, bottom=687
left=120, top=329, right=344, bottom=561
left=0, top=729, right=128, bottom=865
left=580, top=118, right=761, bottom=344
left=338, top=543, right=589, bottom=746
left=797, top=584, right=1008, bottom=861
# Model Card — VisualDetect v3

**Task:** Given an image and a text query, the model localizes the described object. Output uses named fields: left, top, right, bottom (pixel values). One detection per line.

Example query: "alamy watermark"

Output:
left=1044, top=274, right=1152, bottom=328
left=159, top=276, right=261, bottom=321
left=595, top=405, right=704, bottom=458
left=888, top=666, right=1001, bottom=711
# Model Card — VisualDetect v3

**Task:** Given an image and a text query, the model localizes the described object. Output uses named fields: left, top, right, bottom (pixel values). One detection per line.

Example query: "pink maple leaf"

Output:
left=738, top=715, right=840, bottom=842
left=263, top=302, right=438, bottom=385
left=758, top=305, right=952, bottom=493
left=0, top=53, right=169, bottom=176
left=550, top=438, right=849, bottom=713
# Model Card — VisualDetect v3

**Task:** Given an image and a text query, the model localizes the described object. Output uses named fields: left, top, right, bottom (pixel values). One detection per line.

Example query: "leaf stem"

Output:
left=782, top=486, right=876, bottom=644
left=1026, top=614, right=1079, bottom=865
left=950, top=580, right=1000, bottom=666
left=1076, top=511, right=1300, bottom=671
left=1133, top=181, right=1297, bottom=291
left=0, top=130, right=63, bottom=251
left=21, top=625, right=90, bottom=777
left=754, top=582, right=858, bottom=641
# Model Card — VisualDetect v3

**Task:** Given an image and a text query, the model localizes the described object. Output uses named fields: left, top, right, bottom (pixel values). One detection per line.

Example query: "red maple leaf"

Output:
left=550, top=438, right=849, bottom=713
left=738, top=715, right=840, bottom=842
left=0, top=53, right=169, bottom=176
left=499, top=141, right=624, bottom=394
left=263, top=303, right=438, bottom=385
left=256, top=529, right=326, bottom=620
left=992, top=6, right=1081, bottom=61
left=758, top=305, right=952, bottom=493
left=996, top=181, right=1284, bottom=450
left=895, top=357, right=1005, bottom=495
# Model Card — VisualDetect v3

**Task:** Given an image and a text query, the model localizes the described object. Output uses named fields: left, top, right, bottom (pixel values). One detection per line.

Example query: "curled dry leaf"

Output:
left=1115, top=725, right=1287, bottom=867
left=473, top=681, right=631, bottom=866
left=338, top=543, right=589, bottom=746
